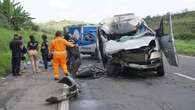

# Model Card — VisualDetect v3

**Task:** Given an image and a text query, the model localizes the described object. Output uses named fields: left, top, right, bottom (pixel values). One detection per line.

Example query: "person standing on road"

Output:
left=27, top=35, right=39, bottom=74
left=64, top=27, right=71, bottom=66
left=63, top=27, right=71, bottom=40
left=40, top=34, right=49, bottom=71
left=9, top=34, right=23, bottom=76
left=67, top=35, right=81, bottom=77
left=19, top=36, right=27, bottom=72
left=49, top=31, right=75, bottom=80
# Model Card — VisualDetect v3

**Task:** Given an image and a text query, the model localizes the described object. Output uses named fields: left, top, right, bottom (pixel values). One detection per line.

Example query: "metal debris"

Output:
left=46, top=76, right=80, bottom=104
left=76, top=64, right=106, bottom=78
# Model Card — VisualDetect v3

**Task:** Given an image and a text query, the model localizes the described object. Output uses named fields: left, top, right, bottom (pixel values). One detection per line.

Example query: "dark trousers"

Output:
left=12, top=57, right=21, bottom=75
left=42, top=54, right=48, bottom=69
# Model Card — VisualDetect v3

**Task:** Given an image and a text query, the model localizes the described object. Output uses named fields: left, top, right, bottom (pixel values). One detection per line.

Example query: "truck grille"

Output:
left=120, top=49, right=149, bottom=63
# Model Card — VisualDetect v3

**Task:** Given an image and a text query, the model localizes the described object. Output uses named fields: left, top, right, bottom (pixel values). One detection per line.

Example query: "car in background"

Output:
left=97, top=13, right=178, bottom=76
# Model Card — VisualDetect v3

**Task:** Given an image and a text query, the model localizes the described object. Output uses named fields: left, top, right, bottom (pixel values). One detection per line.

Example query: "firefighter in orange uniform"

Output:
left=50, top=31, right=75, bottom=80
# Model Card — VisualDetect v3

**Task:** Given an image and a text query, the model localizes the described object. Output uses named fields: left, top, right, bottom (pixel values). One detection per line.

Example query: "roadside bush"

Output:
left=176, top=40, right=195, bottom=56
left=175, top=33, right=195, bottom=40
left=31, top=23, right=40, bottom=31
left=0, top=13, right=9, bottom=28
left=0, top=0, right=34, bottom=30
left=0, top=53, right=11, bottom=76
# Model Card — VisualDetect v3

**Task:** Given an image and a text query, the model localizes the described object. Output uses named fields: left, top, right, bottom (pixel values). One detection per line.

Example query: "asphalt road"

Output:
left=0, top=55, right=195, bottom=110
left=0, top=65, right=63, bottom=110
left=70, top=55, right=195, bottom=110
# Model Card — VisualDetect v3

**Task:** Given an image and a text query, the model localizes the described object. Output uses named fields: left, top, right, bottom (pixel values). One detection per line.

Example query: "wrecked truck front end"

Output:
left=97, top=13, right=178, bottom=76
left=96, top=13, right=177, bottom=76
left=103, top=32, right=163, bottom=70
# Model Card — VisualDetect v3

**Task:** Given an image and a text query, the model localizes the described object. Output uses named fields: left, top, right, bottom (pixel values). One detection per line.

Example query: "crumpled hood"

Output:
left=104, top=36, right=155, bottom=55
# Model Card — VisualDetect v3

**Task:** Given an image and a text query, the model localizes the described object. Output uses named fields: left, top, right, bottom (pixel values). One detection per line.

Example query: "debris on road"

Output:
left=46, top=76, right=80, bottom=104
left=76, top=64, right=106, bottom=78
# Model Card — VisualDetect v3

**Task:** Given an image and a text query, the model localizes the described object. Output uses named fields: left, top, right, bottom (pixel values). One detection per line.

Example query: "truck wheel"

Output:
left=94, top=48, right=99, bottom=60
left=106, top=63, right=120, bottom=77
left=91, top=48, right=99, bottom=60
left=156, top=63, right=165, bottom=77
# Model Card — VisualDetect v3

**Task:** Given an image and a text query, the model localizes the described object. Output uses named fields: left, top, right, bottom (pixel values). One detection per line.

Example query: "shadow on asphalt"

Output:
left=117, top=70, right=160, bottom=79
left=76, top=69, right=162, bottom=81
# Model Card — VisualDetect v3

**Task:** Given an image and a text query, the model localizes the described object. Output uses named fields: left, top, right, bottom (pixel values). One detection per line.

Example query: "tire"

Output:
left=156, top=63, right=165, bottom=76
left=91, top=48, right=99, bottom=60
left=94, top=48, right=99, bottom=59
left=106, top=63, right=120, bottom=77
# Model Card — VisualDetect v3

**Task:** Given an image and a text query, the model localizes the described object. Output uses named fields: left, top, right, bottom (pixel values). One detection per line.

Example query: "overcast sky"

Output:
left=16, top=0, right=195, bottom=23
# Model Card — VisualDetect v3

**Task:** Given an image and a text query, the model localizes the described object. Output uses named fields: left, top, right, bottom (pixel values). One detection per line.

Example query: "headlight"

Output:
left=150, top=51, right=161, bottom=59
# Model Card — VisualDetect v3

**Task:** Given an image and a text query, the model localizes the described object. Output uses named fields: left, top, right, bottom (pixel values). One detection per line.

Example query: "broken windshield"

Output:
left=117, top=33, right=146, bottom=42
left=115, top=24, right=154, bottom=42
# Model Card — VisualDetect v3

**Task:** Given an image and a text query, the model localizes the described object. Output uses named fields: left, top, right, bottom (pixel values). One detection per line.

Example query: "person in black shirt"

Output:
left=9, top=34, right=23, bottom=76
left=63, top=27, right=71, bottom=40
left=63, top=27, right=72, bottom=68
left=19, top=36, right=27, bottom=72
left=40, top=35, right=49, bottom=70
left=27, top=35, right=39, bottom=74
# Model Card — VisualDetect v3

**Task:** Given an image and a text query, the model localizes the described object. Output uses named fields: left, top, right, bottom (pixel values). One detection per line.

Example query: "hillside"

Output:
left=38, top=19, right=91, bottom=34
left=144, top=11, right=195, bottom=40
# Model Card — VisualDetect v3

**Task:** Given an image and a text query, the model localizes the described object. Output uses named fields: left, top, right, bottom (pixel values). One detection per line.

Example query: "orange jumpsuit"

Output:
left=50, top=36, right=74, bottom=79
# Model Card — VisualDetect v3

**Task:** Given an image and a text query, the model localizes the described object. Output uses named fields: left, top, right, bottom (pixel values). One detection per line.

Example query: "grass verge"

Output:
left=176, top=40, right=195, bottom=56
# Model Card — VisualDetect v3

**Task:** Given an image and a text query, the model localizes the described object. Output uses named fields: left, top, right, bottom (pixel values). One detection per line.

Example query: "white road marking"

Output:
left=1, top=77, right=6, bottom=80
left=60, top=100, right=69, bottom=110
left=173, top=73, right=195, bottom=81
left=60, top=84, right=69, bottom=110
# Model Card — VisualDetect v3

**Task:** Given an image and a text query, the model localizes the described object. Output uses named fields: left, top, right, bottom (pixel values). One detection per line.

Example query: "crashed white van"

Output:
left=97, top=13, right=178, bottom=76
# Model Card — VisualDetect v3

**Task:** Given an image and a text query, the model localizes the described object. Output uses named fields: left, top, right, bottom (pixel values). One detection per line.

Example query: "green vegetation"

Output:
left=145, top=11, right=195, bottom=56
left=0, top=0, right=38, bottom=30
left=0, top=0, right=47, bottom=77
left=0, top=27, right=53, bottom=77
left=176, top=40, right=195, bottom=56
left=38, top=20, right=91, bottom=34
left=145, top=11, right=195, bottom=40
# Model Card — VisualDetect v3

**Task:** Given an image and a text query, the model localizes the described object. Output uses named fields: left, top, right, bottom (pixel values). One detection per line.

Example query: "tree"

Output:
left=144, top=15, right=152, bottom=22
left=0, top=0, right=35, bottom=30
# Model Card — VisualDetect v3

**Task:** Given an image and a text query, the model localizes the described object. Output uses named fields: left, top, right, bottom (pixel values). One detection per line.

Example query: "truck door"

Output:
left=156, top=13, right=179, bottom=66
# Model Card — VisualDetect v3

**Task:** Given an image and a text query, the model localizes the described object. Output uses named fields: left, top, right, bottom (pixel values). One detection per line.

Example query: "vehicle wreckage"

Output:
left=97, top=13, right=178, bottom=76
left=46, top=76, right=80, bottom=103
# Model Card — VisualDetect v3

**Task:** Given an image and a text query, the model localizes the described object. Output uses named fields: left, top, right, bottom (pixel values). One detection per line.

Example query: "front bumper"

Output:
left=124, top=63, right=161, bottom=69
left=123, top=59, right=162, bottom=69
left=79, top=44, right=96, bottom=54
